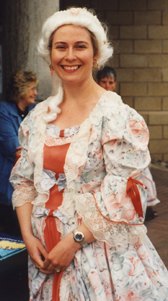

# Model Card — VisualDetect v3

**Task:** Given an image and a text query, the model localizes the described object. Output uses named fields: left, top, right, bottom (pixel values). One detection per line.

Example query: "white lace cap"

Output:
left=38, top=7, right=113, bottom=67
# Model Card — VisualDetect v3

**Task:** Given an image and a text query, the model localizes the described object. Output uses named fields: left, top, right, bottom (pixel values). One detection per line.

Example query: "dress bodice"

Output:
left=43, top=124, right=79, bottom=210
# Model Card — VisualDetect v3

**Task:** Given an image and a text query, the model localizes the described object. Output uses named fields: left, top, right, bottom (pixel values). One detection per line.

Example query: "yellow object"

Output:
left=0, top=240, right=25, bottom=249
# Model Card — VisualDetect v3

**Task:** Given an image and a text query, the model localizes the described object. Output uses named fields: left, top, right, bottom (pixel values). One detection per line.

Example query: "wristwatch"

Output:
left=73, top=230, right=85, bottom=246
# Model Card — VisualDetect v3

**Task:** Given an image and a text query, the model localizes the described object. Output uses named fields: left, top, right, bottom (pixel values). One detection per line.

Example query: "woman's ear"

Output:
left=93, top=56, right=99, bottom=69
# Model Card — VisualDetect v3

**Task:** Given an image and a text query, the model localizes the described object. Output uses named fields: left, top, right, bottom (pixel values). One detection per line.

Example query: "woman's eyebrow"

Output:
left=54, top=40, right=89, bottom=44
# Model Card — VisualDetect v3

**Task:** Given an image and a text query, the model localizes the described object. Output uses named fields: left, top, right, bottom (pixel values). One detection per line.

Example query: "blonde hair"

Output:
left=8, top=70, right=37, bottom=103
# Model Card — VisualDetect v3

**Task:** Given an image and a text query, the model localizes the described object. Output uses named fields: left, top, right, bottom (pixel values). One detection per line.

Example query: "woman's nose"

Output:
left=65, top=48, right=76, bottom=60
left=34, top=89, right=38, bottom=96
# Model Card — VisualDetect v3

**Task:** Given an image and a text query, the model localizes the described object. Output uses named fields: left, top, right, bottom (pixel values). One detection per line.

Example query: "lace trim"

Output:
left=75, top=192, right=147, bottom=247
left=46, top=124, right=80, bottom=137
left=45, top=125, right=80, bottom=146
left=12, top=181, right=37, bottom=208
left=45, top=135, right=75, bottom=146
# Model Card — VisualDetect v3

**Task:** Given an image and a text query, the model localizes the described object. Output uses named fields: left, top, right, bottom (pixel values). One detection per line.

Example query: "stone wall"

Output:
left=106, top=0, right=168, bottom=162
left=2, top=0, right=59, bottom=100
left=25, top=0, right=60, bottom=99
left=61, top=0, right=168, bottom=162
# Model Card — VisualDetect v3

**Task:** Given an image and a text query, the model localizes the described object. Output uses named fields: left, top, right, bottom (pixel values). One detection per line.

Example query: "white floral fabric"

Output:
left=10, top=91, right=168, bottom=300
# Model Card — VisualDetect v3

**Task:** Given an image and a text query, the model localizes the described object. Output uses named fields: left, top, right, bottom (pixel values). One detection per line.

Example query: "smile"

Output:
left=61, top=65, right=80, bottom=71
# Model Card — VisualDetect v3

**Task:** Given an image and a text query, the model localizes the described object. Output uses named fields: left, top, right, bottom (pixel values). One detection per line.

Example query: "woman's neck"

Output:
left=62, top=77, right=104, bottom=105
left=17, top=101, right=27, bottom=112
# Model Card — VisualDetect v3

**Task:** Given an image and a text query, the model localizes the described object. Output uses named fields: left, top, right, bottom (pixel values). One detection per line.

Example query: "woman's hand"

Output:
left=16, top=204, right=54, bottom=274
left=24, top=234, right=54, bottom=274
left=43, top=233, right=80, bottom=272
left=43, top=223, right=95, bottom=273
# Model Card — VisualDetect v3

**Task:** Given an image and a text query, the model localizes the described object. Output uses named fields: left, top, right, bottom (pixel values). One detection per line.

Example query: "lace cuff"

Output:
left=75, top=192, right=146, bottom=247
left=12, top=180, right=37, bottom=208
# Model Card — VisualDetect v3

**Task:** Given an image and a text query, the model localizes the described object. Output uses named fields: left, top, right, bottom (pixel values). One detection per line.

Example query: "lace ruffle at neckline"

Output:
left=45, top=124, right=80, bottom=146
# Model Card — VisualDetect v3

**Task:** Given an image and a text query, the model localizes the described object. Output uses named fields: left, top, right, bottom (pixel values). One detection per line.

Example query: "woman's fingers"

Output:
left=43, top=258, right=50, bottom=269
left=25, top=236, right=49, bottom=270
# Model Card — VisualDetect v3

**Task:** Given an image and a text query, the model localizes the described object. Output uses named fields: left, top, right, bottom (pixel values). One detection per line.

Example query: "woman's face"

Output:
left=21, top=82, right=37, bottom=106
left=98, top=75, right=117, bottom=91
left=50, top=25, right=96, bottom=85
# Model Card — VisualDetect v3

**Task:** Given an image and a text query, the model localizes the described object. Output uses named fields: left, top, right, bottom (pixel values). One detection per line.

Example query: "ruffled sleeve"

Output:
left=75, top=103, right=151, bottom=244
left=10, top=97, right=63, bottom=209
left=10, top=113, right=37, bottom=208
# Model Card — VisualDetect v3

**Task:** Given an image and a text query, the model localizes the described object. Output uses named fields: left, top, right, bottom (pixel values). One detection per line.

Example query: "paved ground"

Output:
left=0, top=165, right=167, bottom=301
left=146, top=165, right=168, bottom=268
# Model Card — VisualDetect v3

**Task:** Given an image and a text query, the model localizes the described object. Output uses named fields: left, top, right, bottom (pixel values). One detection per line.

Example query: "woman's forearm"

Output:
left=16, top=203, right=33, bottom=242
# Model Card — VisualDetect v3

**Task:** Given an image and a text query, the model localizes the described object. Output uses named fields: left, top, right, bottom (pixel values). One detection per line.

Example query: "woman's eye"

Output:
left=76, top=44, right=87, bottom=49
left=55, top=44, right=66, bottom=49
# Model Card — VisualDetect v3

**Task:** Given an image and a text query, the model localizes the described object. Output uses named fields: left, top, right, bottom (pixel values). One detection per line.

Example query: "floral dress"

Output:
left=10, top=91, right=168, bottom=301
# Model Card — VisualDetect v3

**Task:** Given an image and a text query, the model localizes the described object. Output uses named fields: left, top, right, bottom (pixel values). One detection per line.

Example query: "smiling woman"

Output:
left=49, top=25, right=95, bottom=88
left=10, top=7, right=168, bottom=301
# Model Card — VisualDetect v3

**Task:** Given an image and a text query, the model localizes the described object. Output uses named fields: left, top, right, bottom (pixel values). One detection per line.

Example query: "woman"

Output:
left=10, top=7, right=168, bottom=301
left=0, top=70, right=37, bottom=234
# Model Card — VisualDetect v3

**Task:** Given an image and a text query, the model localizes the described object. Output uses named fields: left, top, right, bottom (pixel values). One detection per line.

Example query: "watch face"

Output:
left=74, top=231, right=84, bottom=243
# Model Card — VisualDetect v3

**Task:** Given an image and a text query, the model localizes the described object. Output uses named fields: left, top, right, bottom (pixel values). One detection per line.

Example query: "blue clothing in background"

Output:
left=0, top=101, right=35, bottom=205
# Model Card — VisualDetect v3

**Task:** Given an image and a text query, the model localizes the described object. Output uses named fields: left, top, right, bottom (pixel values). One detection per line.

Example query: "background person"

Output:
left=0, top=70, right=37, bottom=235
left=97, top=65, right=160, bottom=221
left=10, top=7, right=168, bottom=301
left=96, top=65, right=117, bottom=91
